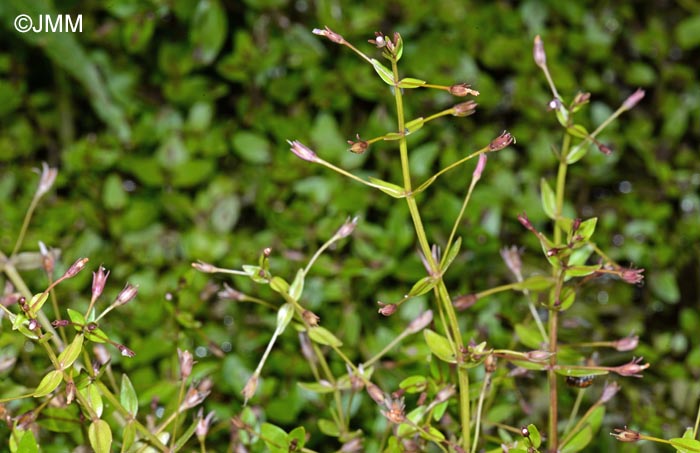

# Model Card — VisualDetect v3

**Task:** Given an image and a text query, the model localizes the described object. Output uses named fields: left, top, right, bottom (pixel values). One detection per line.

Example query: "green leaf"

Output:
left=173, top=417, right=199, bottom=451
left=555, top=368, right=609, bottom=377
left=288, top=426, right=306, bottom=449
left=550, top=286, right=576, bottom=311
left=39, top=406, right=80, bottom=433
left=405, top=117, right=425, bottom=134
left=576, top=218, right=598, bottom=242
left=675, top=15, right=700, bottom=49
left=367, top=177, right=406, bottom=198
left=88, top=419, right=113, bottom=453
left=318, top=419, right=339, bottom=437
left=308, top=326, right=343, bottom=347
left=15, top=430, right=39, bottom=453
left=408, top=276, right=437, bottom=297
left=671, top=438, right=700, bottom=453
left=371, top=58, right=395, bottom=85
left=261, top=423, right=287, bottom=453
left=241, top=264, right=270, bottom=283
left=190, top=0, right=227, bottom=65
left=513, top=275, right=554, bottom=291
left=397, top=78, right=426, bottom=88
left=297, top=381, right=336, bottom=393
left=120, top=374, right=138, bottom=417
left=418, top=425, right=445, bottom=442
left=27, top=292, right=49, bottom=317
left=274, top=303, right=294, bottom=336
left=565, top=264, right=601, bottom=278
left=57, top=334, right=83, bottom=371
left=566, top=142, right=590, bottom=164
left=567, top=124, right=589, bottom=139
left=399, top=375, right=428, bottom=393
left=441, top=237, right=461, bottom=272
left=67, top=308, right=86, bottom=325
left=540, top=178, right=557, bottom=219
left=561, top=424, right=592, bottom=453
left=527, top=424, right=542, bottom=448
left=423, top=329, right=456, bottom=363
left=83, top=384, right=104, bottom=418
left=383, top=132, right=404, bottom=141
left=33, top=370, right=62, bottom=397
left=289, top=269, right=305, bottom=301
left=514, top=323, right=545, bottom=349
left=269, top=276, right=290, bottom=295
left=122, top=422, right=136, bottom=452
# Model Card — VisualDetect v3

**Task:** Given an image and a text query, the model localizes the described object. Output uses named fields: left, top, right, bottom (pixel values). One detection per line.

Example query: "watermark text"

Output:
left=14, top=14, right=82, bottom=33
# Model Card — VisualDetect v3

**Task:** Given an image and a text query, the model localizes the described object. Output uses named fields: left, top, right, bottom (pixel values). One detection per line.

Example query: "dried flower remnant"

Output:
left=453, top=293, right=478, bottom=311
left=612, top=357, right=649, bottom=377
left=449, top=83, right=480, bottom=97
left=597, top=143, right=613, bottom=155
left=241, top=373, right=259, bottom=405
left=618, top=266, right=644, bottom=285
left=180, top=386, right=210, bottom=411
left=118, top=344, right=136, bottom=358
left=38, top=241, right=55, bottom=275
left=405, top=310, right=433, bottom=334
left=366, top=382, right=386, bottom=405
left=533, top=35, right=547, bottom=68
left=500, top=246, right=523, bottom=280
left=218, top=283, right=244, bottom=301
left=302, top=310, right=320, bottom=327
left=381, top=396, right=406, bottom=424
left=196, top=409, right=216, bottom=441
left=489, top=131, right=515, bottom=151
left=526, top=350, right=553, bottom=362
left=178, top=349, right=195, bottom=380
left=377, top=301, right=397, bottom=316
left=192, top=261, right=218, bottom=273
left=610, top=426, right=641, bottom=442
left=347, top=134, right=369, bottom=154
left=287, top=140, right=319, bottom=162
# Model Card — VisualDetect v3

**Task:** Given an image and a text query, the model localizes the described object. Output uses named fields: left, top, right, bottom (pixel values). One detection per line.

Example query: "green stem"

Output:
left=11, top=195, right=40, bottom=257
left=470, top=371, right=492, bottom=453
left=390, top=57, right=470, bottom=450
left=548, top=133, right=571, bottom=452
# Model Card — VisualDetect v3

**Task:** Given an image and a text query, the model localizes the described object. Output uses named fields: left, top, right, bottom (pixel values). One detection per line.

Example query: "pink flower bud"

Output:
left=377, top=302, right=397, bottom=316
left=92, top=266, right=110, bottom=300
left=116, top=283, right=138, bottom=305
left=612, top=357, right=649, bottom=377
left=178, top=349, right=195, bottom=380
left=36, top=162, right=58, bottom=198
left=449, top=83, right=479, bottom=97
left=453, top=100, right=478, bottom=117
left=533, top=35, right=547, bottom=68
left=472, top=153, right=487, bottom=181
left=489, top=130, right=515, bottom=151
left=335, top=216, right=359, bottom=239
left=622, top=88, right=645, bottom=110
left=63, top=257, right=89, bottom=279
left=611, top=426, right=641, bottom=442
left=613, top=334, right=639, bottom=352
left=312, top=26, right=345, bottom=44
left=288, top=140, right=318, bottom=162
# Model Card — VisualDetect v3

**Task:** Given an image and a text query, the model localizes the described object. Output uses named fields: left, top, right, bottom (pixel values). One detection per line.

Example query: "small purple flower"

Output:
left=622, top=88, right=645, bottom=110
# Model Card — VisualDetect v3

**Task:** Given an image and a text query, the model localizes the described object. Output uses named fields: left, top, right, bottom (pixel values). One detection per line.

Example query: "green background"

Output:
left=0, top=0, right=699, bottom=451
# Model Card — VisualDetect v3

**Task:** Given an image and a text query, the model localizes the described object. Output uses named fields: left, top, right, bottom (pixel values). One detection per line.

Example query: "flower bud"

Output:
left=118, top=344, right=136, bottom=358
left=335, top=216, right=359, bottom=239
left=573, top=91, right=591, bottom=107
left=613, top=334, right=639, bottom=352
left=472, top=154, right=487, bottom=182
left=600, top=381, right=621, bottom=403
left=192, top=261, right=218, bottom=273
left=452, top=100, right=478, bottom=117
left=63, top=257, right=89, bottom=279
left=288, top=140, right=318, bottom=162
left=500, top=246, right=522, bottom=280
left=116, top=283, right=138, bottom=305
left=533, top=35, right=546, bottom=68
left=91, top=266, right=110, bottom=300
left=302, top=310, right=320, bottom=327
left=218, top=283, right=245, bottom=301
left=36, top=162, right=58, bottom=199
left=242, top=373, right=259, bottom=405
left=622, top=88, right=645, bottom=110
left=196, top=409, right=216, bottom=442
left=618, top=267, right=644, bottom=285
left=312, top=26, right=345, bottom=44
left=348, top=135, right=369, bottom=154
left=38, top=241, right=55, bottom=276
left=526, top=350, right=553, bottom=362
left=598, top=143, right=613, bottom=155
left=366, top=382, right=385, bottom=405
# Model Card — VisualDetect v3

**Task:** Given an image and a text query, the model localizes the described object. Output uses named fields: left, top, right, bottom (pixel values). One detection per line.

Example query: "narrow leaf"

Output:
left=405, top=117, right=424, bottom=134
left=408, top=276, right=437, bottom=297
left=289, top=269, right=304, bottom=301
left=512, top=275, right=554, bottom=291
left=269, top=276, right=289, bottom=295
left=567, top=124, right=589, bottom=139
left=27, top=292, right=49, bottom=316
left=57, top=334, right=83, bottom=370
left=308, top=326, right=343, bottom=347
left=397, top=78, right=426, bottom=88
left=561, top=424, right=592, bottom=453
left=33, top=370, right=62, bottom=397
left=527, top=424, right=542, bottom=448
left=441, top=237, right=461, bottom=272
left=120, top=374, right=138, bottom=417
left=370, top=59, right=395, bottom=85
left=540, top=178, right=557, bottom=219
left=367, top=177, right=406, bottom=198
left=670, top=438, right=700, bottom=453
left=274, top=303, right=294, bottom=337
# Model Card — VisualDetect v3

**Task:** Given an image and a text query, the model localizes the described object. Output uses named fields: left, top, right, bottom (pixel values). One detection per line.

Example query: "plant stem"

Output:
left=548, top=133, right=571, bottom=452
left=390, top=58, right=471, bottom=450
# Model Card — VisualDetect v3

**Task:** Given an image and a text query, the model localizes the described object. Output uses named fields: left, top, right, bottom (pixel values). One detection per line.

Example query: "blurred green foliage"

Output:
left=0, top=0, right=699, bottom=450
